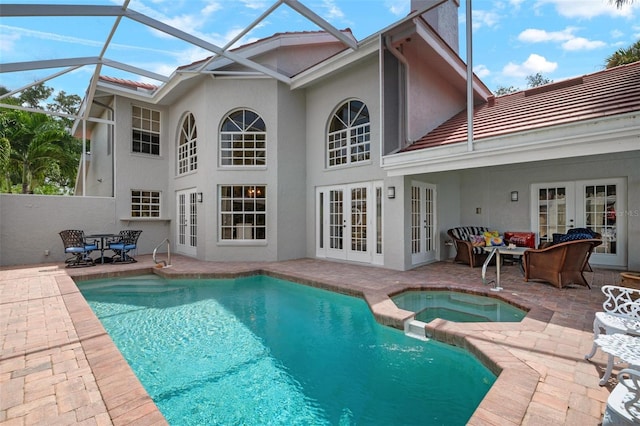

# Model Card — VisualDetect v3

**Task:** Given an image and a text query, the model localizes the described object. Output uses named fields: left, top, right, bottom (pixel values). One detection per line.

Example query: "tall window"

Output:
left=220, top=109, right=266, bottom=166
left=327, top=100, right=370, bottom=167
left=131, top=190, right=160, bottom=217
left=219, top=185, right=266, bottom=241
left=178, top=113, right=197, bottom=174
left=132, top=105, right=160, bottom=155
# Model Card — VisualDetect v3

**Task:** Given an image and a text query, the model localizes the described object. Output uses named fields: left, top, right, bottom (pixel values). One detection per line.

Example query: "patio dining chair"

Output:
left=108, top=230, right=142, bottom=263
left=59, top=229, right=98, bottom=268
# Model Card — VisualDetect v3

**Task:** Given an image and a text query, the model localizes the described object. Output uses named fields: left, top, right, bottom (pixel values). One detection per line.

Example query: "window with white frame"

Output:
left=219, top=109, right=266, bottom=166
left=132, top=105, right=160, bottom=155
left=219, top=185, right=266, bottom=240
left=177, top=113, right=197, bottom=174
left=327, top=100, right=370, bottom=167
left=131, top=190, right=161, bottom=217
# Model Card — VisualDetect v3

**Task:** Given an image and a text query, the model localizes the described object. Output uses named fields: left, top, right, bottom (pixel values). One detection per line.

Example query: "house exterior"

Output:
left=70, top=0, right=639, bottom=272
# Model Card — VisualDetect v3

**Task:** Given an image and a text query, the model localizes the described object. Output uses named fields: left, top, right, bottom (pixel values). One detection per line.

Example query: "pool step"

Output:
left=404, top=319, right=429, bottom=341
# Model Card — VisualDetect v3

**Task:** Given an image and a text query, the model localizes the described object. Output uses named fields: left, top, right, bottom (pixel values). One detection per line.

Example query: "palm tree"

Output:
left=612, top=0, right=634, bottom=7
left=605, top=40, right=640, bottom=68
left=1, top=109, right=78, bottom=193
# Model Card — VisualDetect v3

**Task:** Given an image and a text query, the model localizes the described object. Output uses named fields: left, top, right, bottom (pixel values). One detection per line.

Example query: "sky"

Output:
left=1, top=0, right=639, bottom=99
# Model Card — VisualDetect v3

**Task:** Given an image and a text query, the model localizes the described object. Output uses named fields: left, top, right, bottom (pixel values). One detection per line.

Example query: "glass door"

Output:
left=534, top=183, right=574, bottom=246
left=176, top=189, right=197, bottom=256
left=531, top=178, right=626, bottom=267
left=316, top=182, right=383, bottom=265
left=411, top=181, right=437, bottom=265
left=577, top=178, right=626, bottom=267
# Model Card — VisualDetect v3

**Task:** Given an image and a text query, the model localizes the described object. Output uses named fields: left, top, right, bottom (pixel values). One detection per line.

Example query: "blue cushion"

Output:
left=555, top=233, right=594, bottom=244
left=567, top=228, right=597, bottom=237
left=65, top=245, right=96, bottom=253
left=110, top=243, right=136, bottom=251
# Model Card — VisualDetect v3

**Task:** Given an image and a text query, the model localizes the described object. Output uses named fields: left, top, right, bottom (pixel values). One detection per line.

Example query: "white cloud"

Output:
left=610, top=29, right=624, bottom=38
left=518, top=27, right=576, bottom=43
left=535, top=0, right=640, bottom=19
left=0, top=29, right=20, bottom=55
left=321, top=0, right=345, bottom=20
left=237, top=0, right=268, bottom=10
left=517, top=26, right=606, bottom=52
left=473, top=64, right=491, bottom=78
left=471, top=10, right=501, bottom=30
left=385, top=0, right=408, bottom=16
left=562, top=37, right=607, bottom=51
left=502, top=53, right=557, bottom=77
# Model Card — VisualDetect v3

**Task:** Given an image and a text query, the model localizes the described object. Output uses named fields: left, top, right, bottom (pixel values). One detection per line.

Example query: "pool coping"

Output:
left=6, top=262, right=608, bottom=425
left=67, top=264, right=558, bottom=425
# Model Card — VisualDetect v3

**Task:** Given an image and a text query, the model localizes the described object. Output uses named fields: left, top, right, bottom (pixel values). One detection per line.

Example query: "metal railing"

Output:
left=152, top=238, right=171, bottom=267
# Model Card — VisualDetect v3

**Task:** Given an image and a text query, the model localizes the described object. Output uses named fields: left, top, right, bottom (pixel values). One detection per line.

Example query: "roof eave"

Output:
left=382, top=112, right=640, bottom=176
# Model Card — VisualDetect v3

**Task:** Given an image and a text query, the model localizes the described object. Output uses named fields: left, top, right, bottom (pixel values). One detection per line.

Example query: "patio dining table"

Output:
left=85, top=233, right=118, bottom=264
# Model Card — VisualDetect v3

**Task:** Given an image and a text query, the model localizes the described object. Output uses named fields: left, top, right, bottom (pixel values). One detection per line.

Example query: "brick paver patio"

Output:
left=1, top=256, right=624, bottom=425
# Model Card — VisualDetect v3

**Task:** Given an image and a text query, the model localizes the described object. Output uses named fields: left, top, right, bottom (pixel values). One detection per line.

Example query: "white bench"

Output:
left=585, top=285, right=640, bottom=385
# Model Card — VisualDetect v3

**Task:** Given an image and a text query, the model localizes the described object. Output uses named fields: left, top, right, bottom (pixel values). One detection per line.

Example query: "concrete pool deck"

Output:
left=0, top=256, right=621, bottom=425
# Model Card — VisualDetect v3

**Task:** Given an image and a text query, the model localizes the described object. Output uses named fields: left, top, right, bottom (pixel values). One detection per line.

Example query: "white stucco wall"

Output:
left=304, top=55, right=391, bottom=262
left=165, top=76, right=309, bottom=263
left=0, top=194, right=168, bottom=266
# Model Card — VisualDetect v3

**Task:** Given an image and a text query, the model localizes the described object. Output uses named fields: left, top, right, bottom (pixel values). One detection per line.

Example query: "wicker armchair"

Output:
left=523, top=238, right=602, bottom=288
left=447, top=226, right=495, bottom=268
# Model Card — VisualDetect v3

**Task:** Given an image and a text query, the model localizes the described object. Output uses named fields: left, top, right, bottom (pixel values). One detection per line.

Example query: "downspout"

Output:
left=384, top=36, right=410, bottom=147
left=466, top=0, right=474, bottom=151
left=82, top=120, right=86, bottom=196
left=92, top=100, right=115, bottom=197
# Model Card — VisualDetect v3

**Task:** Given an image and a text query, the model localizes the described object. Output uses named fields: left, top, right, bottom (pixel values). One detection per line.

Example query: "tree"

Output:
left=605, top=40, right=640, bottom=68
left=526, top=73, right=552, bottom=88
left=494, top=73, right=553, bottom=96
left=0, top=84, right=81, bottom=194
left=1, top=109, right=79, bottom=194
left=18, top=84, right=54, bottom=109
left=612, top=0, right=634, bottom=7
left=494, top=86, right=518, bottom=95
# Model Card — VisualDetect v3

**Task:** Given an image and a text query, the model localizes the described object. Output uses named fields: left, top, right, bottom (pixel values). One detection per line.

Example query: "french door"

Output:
left=411, top=181, right=437, bottom=265
left=531, top=178, right=626, bottom=267
left=316, top=181, right=383, bottom=265
left=176, top=189, right=197, bottom=256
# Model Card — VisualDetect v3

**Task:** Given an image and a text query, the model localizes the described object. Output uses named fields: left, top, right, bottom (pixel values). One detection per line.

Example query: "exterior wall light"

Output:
left=387, top=186, right=396, bottom=199
left=511, top=191, right=518, bottom=202
left=197, top=192, right=203, bottom=203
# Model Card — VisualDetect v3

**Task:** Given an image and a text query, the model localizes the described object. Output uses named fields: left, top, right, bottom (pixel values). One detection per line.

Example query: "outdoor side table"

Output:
left=481, top=246, right=527, bottom=291
left=594, top=333, right=640, bottom=386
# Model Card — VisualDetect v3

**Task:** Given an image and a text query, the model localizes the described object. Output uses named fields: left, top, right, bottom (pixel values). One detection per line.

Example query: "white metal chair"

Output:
left=603, top=368, right=640, bottom=425
left=585, top=285, right=640, bottom=385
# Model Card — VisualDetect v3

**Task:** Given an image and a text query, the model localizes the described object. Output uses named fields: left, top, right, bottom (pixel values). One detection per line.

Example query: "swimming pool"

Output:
left=80, top=274, right=496, bottom=425
left=392, top=290, right=526, bottom=323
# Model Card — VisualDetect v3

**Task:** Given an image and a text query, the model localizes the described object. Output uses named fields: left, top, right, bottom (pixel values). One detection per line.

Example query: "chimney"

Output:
left=411, top=0, right=460, bottom=53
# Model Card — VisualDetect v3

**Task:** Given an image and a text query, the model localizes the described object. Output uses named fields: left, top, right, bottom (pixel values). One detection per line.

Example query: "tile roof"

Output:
left=401, top=61, right=640, bottom=152
left=178, top=29, right=355, bottom=71
left=98, top=76, right=158, bottom=91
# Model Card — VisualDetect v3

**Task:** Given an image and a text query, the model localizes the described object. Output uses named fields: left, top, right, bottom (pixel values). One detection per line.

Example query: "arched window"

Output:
left=177, top=113, right=197, bottom=174
left=219, top=109, right=266, bottom=167
left=327, top=100, right=370, bottom=167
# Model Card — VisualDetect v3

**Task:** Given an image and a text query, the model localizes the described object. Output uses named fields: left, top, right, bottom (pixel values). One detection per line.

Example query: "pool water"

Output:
left=392, top=291, right=526, bottom=323
left=80, top=275, right=496, bottom=425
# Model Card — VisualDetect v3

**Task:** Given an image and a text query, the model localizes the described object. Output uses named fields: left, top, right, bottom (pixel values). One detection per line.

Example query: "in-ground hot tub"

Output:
left=392, top=290, right=527, bottom=323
